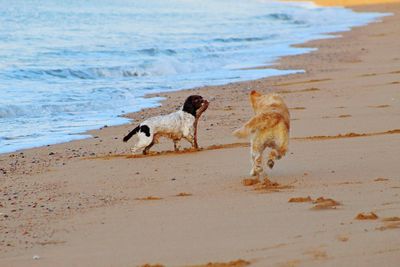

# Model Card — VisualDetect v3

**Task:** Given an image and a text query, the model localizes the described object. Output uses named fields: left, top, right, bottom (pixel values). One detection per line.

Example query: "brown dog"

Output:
left=233, top=90, right=290, bottom=177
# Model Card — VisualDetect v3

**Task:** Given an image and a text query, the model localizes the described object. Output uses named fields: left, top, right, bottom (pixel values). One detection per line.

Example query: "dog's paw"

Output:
left=267, top=159, right=275, bottom=169
left=130, top=147, right=140, bottom=154
left=250, top=166, right=263, bottom=177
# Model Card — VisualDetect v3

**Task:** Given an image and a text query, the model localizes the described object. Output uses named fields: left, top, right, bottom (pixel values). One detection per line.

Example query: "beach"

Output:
left=1, top=1, right=400, bottom=266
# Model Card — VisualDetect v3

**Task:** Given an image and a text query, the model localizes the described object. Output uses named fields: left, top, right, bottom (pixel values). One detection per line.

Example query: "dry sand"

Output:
left=1, top=1, right=400, bottom=267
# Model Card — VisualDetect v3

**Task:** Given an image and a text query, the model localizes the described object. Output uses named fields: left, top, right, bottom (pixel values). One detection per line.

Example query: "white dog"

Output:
left=123, top=95, right=208, bottom=154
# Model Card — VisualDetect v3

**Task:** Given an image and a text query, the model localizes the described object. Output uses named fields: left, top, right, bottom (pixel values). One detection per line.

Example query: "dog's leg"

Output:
left=173, top=139, right=181, bottom=151
left=277, top=138, right=288, bottom=159
left=250, top=141, right=264, bottom=177
left=184, top=134, right=196, bottom=149
left=130, top=132, right=154, bottom=154
left=193, top=100, right=209, bottom=149
left=142, top=140, right=155, bottom=155
left=267, top=150, right=277, bottom=169
left=268, top=129, right=288, bottom=167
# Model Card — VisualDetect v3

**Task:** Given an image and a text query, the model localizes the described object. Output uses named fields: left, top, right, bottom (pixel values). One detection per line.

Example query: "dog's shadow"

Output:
left=87, top=142, right=249, bottom=160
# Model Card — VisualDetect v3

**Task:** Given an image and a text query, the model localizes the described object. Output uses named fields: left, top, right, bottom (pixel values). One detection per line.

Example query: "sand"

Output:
left=1, top=1, right=400, bottom=266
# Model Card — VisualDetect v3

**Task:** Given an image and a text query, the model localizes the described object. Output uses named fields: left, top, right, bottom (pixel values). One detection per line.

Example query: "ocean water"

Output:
left=0, top=0, right=385, bottom=153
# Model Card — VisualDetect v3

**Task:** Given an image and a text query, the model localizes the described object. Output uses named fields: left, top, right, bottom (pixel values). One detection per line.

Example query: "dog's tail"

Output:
left=123, top=125, right=140, bottom=142
left=232, top=113, right=284, bottom=139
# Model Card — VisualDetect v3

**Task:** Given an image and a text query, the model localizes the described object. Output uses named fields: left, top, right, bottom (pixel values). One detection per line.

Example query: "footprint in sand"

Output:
left=288, top=196, right=313, bottom=203
left=242, top=177, right=293, bottom=192
left=288, top=196, right=341, bottom=210
left=242, top=178, right=260, bottom=186
left=337, top=235, right=349, bottom=242
left=278, top=259, right=301, bottom=267
left=311, top=197, right=341, bottom=210
left=304, top=249, right=328, bottom=260
left=355, top=212, right=378, bottom=220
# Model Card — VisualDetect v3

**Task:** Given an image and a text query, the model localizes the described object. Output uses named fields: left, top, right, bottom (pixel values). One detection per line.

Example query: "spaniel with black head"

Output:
left=123, top=95, right=209, bottom=154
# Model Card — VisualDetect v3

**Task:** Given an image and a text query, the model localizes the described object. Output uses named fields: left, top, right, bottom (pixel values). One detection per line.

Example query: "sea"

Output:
left=0, top=0, right=386, bottom=154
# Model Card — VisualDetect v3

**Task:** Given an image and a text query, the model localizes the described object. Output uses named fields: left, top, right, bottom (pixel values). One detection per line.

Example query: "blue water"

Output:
left=0, top=0, right=385, bottom=153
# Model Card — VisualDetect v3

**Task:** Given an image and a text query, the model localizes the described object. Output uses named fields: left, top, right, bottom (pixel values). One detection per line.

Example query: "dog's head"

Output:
left=182, top=95, right=207, bottom=117
left=250, top=90, right=286, bottom=114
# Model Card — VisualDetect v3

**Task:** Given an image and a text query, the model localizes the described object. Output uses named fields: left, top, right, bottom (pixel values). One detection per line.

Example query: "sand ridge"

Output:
left=188, top=259, right=251, bottom=267
left=135, top=196, right=163, bottom=201
left=83, top=128, right=400, bottom=161
left=175, top=192, right=193, bottom=197
left=292, top=129, right=400, bottom=141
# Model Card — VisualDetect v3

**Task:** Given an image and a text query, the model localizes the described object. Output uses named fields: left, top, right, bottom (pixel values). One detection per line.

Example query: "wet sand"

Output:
left=1, top=1, right=400, bottom=267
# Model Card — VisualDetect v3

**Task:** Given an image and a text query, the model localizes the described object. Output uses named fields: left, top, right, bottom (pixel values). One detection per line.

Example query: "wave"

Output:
left=8, top=55, right=220, bottom=80
left=0, top=104, right=77, bottom=119
left=9, top=66, right=150, bottom=80
left=137, top=48, right=177, bottom=56
left=256, top=13, right=306, bottom=25
left=0, top=105, right=29, bottom=119
left=0, top=86, right=136, bottom=120
left=0, top=102, right=107, bottom=119
left=212, top=36, right=271, bottom=43
left=266, top=13, right=293, bottom=21
left=40, top=47, right=178, bottom=58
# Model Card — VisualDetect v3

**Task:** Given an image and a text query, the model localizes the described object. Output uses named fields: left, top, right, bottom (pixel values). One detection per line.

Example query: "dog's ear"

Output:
left=250, top=90, right=261, bottom=98
left=183, top=95, right=203, bottom=116
left=250, top=90, right=261, bottom=111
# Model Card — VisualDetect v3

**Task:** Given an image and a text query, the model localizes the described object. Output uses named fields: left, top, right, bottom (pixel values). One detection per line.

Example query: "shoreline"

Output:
left=1, top=1, right=400, bottom=266
left=290, top=0, right=400, bottom=6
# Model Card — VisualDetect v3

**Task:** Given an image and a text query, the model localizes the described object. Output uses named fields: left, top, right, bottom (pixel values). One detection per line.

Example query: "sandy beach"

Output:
left=1, top=1, right=400, bottom=266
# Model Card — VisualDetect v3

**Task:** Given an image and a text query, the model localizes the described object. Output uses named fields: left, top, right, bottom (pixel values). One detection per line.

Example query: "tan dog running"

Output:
left=233, top=90, right=290, bottom=177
